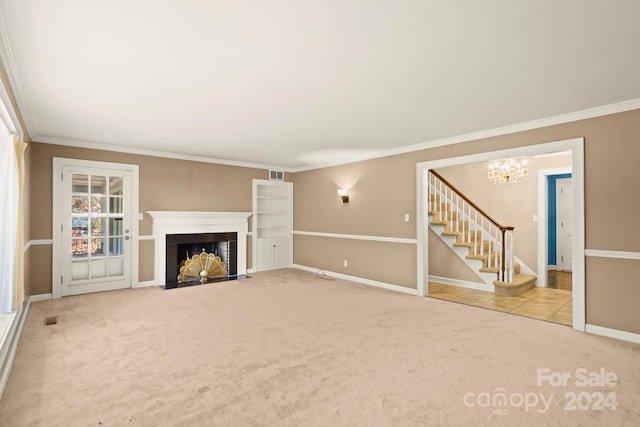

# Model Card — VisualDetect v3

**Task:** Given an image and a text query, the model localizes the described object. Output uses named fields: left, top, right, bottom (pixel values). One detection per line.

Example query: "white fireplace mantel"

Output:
left=147, top=211, right=252, bottom=285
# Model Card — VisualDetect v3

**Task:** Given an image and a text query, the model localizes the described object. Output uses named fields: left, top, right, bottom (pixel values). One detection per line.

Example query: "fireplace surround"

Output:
left=147, top=211, right=252, bottom=287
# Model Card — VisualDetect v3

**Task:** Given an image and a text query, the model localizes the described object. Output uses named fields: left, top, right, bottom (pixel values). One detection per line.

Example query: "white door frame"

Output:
left=536, top=166, right=572, bottom=287
left=52, top=158, right=140, bottom=299
left=417, top=137, right=585, bottom=331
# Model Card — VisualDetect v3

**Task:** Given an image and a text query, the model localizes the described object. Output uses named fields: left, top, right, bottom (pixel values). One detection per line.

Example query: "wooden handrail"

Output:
left=429, top=169, right=514, bottom=231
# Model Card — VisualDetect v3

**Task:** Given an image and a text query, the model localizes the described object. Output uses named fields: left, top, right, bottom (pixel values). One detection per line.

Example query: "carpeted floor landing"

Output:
left=0, top=268, right=638, bottom=426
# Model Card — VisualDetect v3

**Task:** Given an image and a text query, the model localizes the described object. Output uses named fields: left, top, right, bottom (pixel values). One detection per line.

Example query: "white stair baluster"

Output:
left=467, top=205, right=471, bottom=243
left=489, top=223, right=494, bottom=268
left=427, top=172, right=436, bottom=212
left=509, top=231, right=515, bottom=282
left=456, top=194, right=459, bottom=232
left=480, top=217, right=484, bottom=256
left=474, top=211, right=478, bottom=255
left=439, top=180, right=443, bottom=222
left=448, top=188, right=453, bottom=231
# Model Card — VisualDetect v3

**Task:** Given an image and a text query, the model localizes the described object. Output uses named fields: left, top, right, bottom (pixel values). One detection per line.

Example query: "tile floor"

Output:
left=546, top=270, right=572, bottom=291
left=428, top=280, right=573, bottom=326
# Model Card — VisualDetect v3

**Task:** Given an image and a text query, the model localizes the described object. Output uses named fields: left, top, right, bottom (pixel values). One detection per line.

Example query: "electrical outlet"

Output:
left=404, top=213, right=410, bottom=222
left=343, top=260, right=348, bottom=267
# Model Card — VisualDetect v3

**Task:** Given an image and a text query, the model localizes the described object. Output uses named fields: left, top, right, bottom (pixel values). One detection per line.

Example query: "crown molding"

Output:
left=33, top=97, right=640, bottom=173
left=289, top=98, right=640, bottom=172
left=34, top=135, right=279, bottom=171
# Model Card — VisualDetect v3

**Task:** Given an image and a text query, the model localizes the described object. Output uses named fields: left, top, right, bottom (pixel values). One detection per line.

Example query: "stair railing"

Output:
left=428, top=170, right=515, bottom=282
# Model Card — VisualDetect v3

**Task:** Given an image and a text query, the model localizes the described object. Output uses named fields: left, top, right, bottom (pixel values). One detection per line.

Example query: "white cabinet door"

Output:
left=257, top=238, right=275, bottom=270
left=256, top=238, right=290, bottom=270
left=272, top=238, right=289, bottom=267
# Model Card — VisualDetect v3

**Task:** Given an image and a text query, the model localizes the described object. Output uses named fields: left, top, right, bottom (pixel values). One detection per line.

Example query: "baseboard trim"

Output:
left=292, top=264, right=418, bottom=296
left=585, top=324, right=640, bottom=344
left=135, top=281, right=157, bottom=288
left=0, top=298, right=31, bottom=399
left=29, top=293, right=52, bottom=302
left=428, top=275, right=492, bottom=292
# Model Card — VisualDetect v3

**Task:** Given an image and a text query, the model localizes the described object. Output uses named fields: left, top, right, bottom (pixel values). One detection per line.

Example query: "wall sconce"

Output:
left=337, top=189, right=349, bottom=203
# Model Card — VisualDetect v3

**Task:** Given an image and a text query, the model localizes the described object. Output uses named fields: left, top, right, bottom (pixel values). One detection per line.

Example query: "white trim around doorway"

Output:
left=416, top=137, right=585, bottom=332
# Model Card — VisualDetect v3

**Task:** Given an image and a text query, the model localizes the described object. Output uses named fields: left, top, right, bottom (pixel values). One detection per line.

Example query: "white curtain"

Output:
left=0, top=131, right=18, bottom=314
left=13, top=135, right=27, bottom=309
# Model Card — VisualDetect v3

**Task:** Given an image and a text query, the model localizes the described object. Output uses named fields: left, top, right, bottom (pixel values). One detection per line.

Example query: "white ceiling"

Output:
left=1, top=1, right=640, bottom=171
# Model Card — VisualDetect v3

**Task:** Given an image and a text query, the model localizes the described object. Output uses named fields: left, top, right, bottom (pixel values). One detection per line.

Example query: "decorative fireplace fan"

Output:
left=178, top=249, right=227, bottom=283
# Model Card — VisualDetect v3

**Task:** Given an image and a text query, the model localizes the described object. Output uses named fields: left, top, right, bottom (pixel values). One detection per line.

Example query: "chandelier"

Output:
left=488, top=158, right=529, bottom=183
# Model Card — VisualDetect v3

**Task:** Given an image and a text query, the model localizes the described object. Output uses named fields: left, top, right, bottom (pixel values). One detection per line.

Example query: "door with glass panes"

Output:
left=61, top=166, right=133, bottom=296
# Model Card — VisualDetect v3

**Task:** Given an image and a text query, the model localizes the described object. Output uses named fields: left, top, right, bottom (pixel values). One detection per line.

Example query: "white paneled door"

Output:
left=53, top=159, right=138, bottom=297
left=556, top=178, right=573, bottom=272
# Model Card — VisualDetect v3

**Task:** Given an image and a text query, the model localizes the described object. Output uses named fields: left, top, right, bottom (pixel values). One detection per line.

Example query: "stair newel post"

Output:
left=500, top=228, right=506, bottom=282
left=493, top=226, right=502, bottom=280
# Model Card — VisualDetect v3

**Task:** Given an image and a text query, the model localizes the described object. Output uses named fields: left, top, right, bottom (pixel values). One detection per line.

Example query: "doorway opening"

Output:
left=416, top=138, right=585, bottom=331
left=542, top=172, right=573, bottom=296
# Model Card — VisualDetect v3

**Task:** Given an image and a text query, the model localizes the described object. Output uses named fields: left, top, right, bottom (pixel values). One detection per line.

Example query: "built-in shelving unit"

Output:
left=252, top=179, right=293, bottom=271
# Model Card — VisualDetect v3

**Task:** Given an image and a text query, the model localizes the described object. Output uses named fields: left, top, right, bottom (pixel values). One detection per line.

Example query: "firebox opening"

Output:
left=165, top=232, right=238, bottom=289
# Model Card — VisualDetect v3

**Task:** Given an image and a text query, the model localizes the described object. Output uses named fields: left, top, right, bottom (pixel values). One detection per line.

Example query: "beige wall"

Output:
left=293, top=108, right=640, bottom=334
left=586, top=257, right=640, bottom=334
left=26, top=142, right=269, bottom=295
left=294, top=235, right=416, bottom=288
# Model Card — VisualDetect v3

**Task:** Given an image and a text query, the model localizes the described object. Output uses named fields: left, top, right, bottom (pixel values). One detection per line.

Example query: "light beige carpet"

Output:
left=0, top=269, right=638, bottom=426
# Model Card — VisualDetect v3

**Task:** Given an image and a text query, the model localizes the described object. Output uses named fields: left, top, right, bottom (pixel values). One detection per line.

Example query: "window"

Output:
left=0, top=117, right=16, bottom=314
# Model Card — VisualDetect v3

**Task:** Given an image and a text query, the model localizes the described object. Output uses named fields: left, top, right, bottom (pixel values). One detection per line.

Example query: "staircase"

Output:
left=428, top=170, right=537, bottom=296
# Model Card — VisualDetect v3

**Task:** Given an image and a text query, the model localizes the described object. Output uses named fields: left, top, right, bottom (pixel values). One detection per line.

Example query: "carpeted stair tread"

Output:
left=493, top=274, right=537, bottom=296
